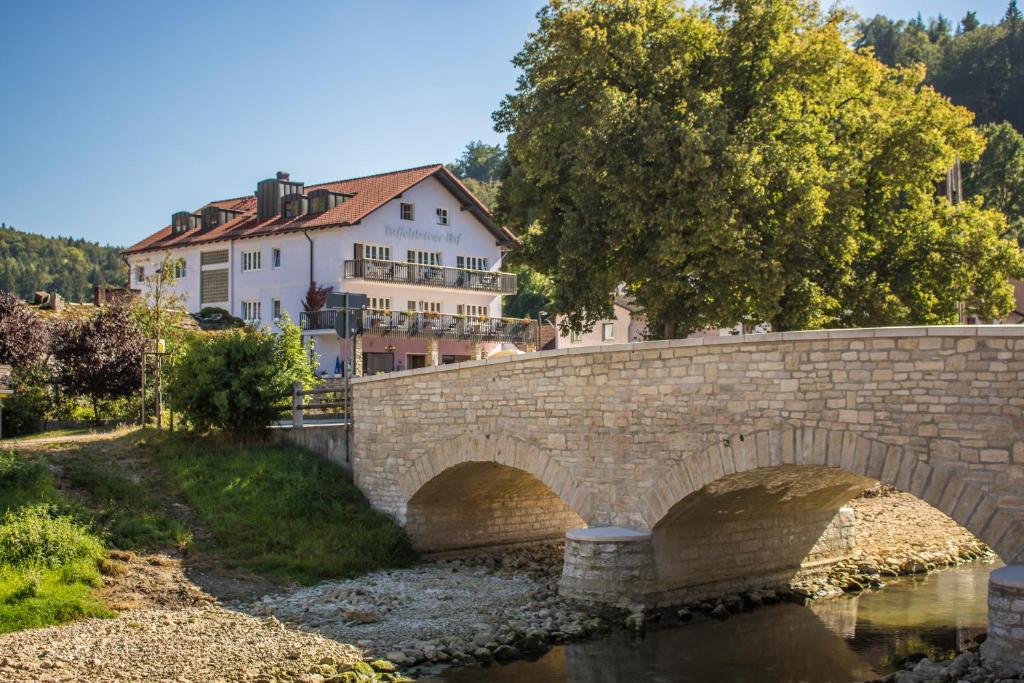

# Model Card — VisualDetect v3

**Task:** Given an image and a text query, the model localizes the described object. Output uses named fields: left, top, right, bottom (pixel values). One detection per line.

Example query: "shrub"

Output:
left=0, top=451, right=58, bottom=513
left=165, top=317, right=316, bottom=435
left=0, top=365, right=55, bottom=437
left=0, top=505, right=104, bottom=569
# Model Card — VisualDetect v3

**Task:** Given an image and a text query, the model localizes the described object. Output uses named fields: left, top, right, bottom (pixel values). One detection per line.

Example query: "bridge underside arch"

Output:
left=650, top=464, right=874, bottom=604
left=406, top=461, right=586, bottom=553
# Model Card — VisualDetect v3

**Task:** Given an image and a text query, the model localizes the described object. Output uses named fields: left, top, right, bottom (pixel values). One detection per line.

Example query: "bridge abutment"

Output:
left=982, top=565, right=1024, bottom=674
left=559, top=527, right=656, bottom=606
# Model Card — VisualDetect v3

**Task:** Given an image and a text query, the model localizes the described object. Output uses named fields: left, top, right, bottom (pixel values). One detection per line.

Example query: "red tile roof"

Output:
left=124, top=164, right=516, bottom=255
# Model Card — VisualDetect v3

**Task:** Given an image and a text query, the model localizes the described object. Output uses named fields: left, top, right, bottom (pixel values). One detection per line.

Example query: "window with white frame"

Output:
left=602, top=322, right=615, bottom=341
left=456, top=256, right=489, bottom=271
left=457, top=304, right=488, bottom=318
left=407, top=301, right=441, bottom=313
left=436, top=208, right=449, bottom=226
left=272, top=298, right=282, bottom=321
left=172, top=258, right=186, bottom=279
left=570, top=330, right=582, bottom=343
left=364, top=244, right=391, bottom=261
left=242, top=300, right=262, bottom=323
left=400, top=202, right=414, bottom=221
left=134, top=265, right=145, bottom=283
left=272, top=248, right=281, bottom=269
left=241, top=250, right=261, bottom=272
left=368, top=297, right=391, bottom=311
left=408, top=250, right=442, bottom=266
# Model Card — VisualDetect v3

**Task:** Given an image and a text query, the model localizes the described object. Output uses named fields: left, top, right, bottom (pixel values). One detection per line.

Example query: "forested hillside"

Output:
left=857, top=2, right=1024, bottom=132
left=0, top=223, right=125, bottom=301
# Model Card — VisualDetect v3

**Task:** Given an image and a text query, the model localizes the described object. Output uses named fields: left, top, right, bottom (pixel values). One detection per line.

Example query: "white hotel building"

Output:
left=124, top=165, right=525, bottom=375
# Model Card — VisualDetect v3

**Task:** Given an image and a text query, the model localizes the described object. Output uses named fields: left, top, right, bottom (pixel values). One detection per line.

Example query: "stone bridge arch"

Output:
left=395, top=433, right=591, bottom=552
left=639, top=425, right=1020, bottom=562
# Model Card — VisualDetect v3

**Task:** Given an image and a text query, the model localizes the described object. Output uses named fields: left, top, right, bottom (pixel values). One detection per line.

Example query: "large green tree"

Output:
left=495, top=0, right=1022, bottom=336
left=963, top=122, right=1024, bottom=244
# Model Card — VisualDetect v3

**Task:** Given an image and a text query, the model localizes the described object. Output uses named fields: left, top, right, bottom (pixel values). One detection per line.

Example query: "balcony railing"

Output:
left=299, top=309, right=339, bottom=331
left=344, top=258, right=517, bottom=295
left=300, top=308, right=534, bottom=344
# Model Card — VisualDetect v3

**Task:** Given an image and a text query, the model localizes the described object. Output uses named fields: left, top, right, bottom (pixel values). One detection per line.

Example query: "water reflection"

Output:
left=423, top=561, right=999, bottom=683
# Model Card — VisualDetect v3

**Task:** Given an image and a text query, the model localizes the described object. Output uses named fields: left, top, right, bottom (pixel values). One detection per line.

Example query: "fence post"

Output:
left=292, top=381, right=303, bottom=428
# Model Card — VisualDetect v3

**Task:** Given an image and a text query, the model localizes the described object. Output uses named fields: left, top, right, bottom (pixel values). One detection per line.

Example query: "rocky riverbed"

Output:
left=867, top=651, right=1024, bottom=683
left=0, top=484, right=1007, bottom=681
left=238, top=543, right=608, bottom=677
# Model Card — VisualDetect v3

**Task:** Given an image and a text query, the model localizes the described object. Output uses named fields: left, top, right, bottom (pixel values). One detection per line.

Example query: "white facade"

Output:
left=128, top=175, right=512, bottom=374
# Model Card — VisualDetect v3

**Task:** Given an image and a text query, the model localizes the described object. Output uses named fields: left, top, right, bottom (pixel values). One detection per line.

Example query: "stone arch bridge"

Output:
left=350, top=327, right=1024, bottom=668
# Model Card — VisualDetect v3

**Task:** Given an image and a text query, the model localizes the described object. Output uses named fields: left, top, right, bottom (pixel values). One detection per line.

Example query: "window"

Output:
left=368, top=297, right=391, bottom=311
left=602, top=323, right=615, bottom=341
left=200, top=269, right=229, bottom=304
left=241, top=250, right=261, bottom=272
left=272, top=298, right=282, bottom=321
left=436, top=207, right=449, bottom=226
left=458, top=304, right=488, bottom=318
left=134, top=266, right=145, bottom=283
left=456, top=256, right=489, bottom=271
left=400, top=202, right=414, bottom=221
left=408, top=250, right=442, bottom=266
left=172, top=259, right=186, bottom=279
left=408, top=301, right=441, bottom=313
left=364, top=244, right=391, bottom=261
left=272, top=248, right=281, bottom=269
left=242, top=301, right=262, bottom=323
left=570, top=330, right=582, bottom=343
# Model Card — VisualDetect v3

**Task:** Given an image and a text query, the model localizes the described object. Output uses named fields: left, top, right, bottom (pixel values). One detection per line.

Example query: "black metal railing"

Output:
left=299, top=309, right=339, bottom=331
left=360, top=309, right=533, bottom=343
left=299, top=308, right=534, bottom=344
left=344, top=258, right=517, bottom=295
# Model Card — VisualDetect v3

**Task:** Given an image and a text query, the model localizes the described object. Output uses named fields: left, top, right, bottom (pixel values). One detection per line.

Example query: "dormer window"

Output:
left=281, top=193, right=308, bottom=219
left=171, top=211, right=198, bottom=234
left=436, top=208, right=449, bottom=226
left=400, top=203, right=414, bottom=221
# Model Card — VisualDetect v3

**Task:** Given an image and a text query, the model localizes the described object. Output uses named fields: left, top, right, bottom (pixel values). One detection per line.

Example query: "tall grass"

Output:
left=153, top=436, right=415, bottom=584
left=0, top=452, right=112, bottom=632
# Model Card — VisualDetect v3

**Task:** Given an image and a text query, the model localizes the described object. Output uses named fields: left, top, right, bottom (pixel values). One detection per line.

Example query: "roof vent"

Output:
left=171, top=211, right=199, bottom=234
left=307, top=189, right=352, bottom=215
left=256, top=172, right=304, bottom=221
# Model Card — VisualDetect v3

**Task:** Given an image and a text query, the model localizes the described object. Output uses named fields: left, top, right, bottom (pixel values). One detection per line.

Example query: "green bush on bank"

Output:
left=153, top=435, right=414, bottom=583
left=165, top=317, right=317, bottom=435
left=0, top=451, right=112, bottom=632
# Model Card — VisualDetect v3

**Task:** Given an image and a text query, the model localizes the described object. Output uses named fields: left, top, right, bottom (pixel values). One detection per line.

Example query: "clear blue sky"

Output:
left=0, top=0, right=1012, bottom=247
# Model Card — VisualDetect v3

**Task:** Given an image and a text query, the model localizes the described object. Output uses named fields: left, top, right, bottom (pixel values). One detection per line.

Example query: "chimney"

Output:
left=256, top=171, right=304, bottom=221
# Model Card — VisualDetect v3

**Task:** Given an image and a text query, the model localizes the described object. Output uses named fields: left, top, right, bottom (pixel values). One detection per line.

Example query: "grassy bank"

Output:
left=0, top=450, right=112, bottom=633
left=150, top=434, right=415, bottom=584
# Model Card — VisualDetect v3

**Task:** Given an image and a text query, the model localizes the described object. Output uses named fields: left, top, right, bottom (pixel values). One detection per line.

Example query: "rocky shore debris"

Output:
left=865, top=650, right=1023, bottom=683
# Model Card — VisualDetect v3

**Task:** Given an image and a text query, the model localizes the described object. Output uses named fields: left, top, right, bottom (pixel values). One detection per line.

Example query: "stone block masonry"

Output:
left=981, top=566, right=1024, bottom=673
left=348, top=326, right=1024, bottom=671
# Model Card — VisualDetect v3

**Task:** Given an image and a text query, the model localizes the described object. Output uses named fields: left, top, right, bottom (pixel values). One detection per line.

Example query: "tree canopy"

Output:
left=496, top=0, right=1023, bottom=336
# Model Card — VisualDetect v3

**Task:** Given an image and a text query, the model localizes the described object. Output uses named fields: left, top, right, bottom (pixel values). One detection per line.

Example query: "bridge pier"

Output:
left=559, top=527, right=656, bottom=607
left=982, top=565, right=1024, bottom=674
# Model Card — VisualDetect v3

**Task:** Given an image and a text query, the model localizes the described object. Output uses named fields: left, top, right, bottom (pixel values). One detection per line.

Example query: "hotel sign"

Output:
left=385, top=224, right=462, bottom=246
left=0, top=365, right=11, bottom=395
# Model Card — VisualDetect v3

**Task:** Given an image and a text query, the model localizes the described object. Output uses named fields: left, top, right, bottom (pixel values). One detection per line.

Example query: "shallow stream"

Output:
left=423, top=561, right=999, bottom=683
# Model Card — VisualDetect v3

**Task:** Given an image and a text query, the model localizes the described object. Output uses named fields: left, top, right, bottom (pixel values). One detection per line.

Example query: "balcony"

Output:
left=299, top=309, right=339, bottom=331
left=344, top=258, right=517, bottom=295
left=300, top=308, right=534, bottom=345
